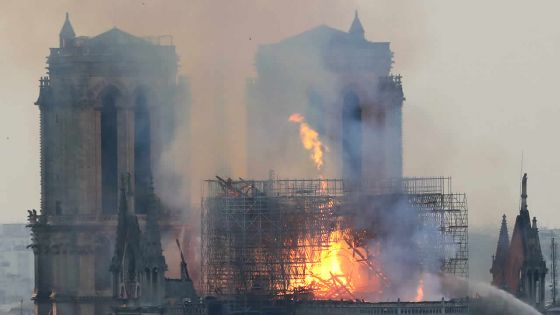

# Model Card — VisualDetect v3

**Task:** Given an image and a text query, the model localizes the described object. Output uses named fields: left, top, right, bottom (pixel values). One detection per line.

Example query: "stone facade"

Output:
left=110, top=183, right=197, bottom=315
left=28, top=14, right=191, bottom=315
left=180, top=299, right=469, bottom=315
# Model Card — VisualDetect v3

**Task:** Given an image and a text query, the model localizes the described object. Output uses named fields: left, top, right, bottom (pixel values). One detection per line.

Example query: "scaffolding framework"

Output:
left=201, top=177, right=468, bottom=299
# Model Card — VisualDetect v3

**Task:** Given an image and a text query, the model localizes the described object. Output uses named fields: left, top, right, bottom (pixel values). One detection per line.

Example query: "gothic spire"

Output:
left=143, top=177, right=166, bottom=269
left=490, top=214, right=510, bottom=288
left=496, top=215, right=510, bottom=259
left=145, top=179, right=161, bottom=241
left=59, top=12, right=76, bottom=48
left=349, top=10, right=365, bottom=40
left=111, top=179, right=130, bottom=272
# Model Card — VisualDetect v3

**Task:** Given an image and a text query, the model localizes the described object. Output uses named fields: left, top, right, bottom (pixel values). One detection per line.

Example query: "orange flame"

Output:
left=319, top=176, right=328, bottom=193
left=288, top=229, right=386, bottom=300
left=305, top=231, right=350, bottom=289
left=414, top=277, right=424, bottom=302
left=287, top=113, right=387, bottom=301
left=289, top=113, right=327, bottom=171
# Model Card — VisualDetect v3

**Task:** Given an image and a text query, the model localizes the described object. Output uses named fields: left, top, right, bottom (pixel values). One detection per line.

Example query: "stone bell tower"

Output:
left=247, top=11, right=404, bottom=184
left=28, top=14, right=186, bottom=315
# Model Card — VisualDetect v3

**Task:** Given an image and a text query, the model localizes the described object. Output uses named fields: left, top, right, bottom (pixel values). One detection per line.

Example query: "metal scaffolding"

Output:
left=401, top=177, right=469, bottom=278
left=201, top=178, right=343, bottom=298
left=201, top=177, right=468, bottom=300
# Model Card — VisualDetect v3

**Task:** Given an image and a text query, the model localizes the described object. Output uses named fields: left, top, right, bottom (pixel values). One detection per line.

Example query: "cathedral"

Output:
left=490, top=173, right=548, bottom=310
left=25, top=11, right=469, bottom=315
left=27, top=14, right=196, bottom=315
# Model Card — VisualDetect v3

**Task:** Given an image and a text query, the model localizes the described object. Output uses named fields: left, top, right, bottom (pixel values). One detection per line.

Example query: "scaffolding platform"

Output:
left=201, top=177, right=468, bottom=300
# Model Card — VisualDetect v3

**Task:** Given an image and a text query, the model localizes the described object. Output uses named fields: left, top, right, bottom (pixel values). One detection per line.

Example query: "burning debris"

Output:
left=285, top=113, right=389, bottom=300
left=201, top=176, right=468, bottom=303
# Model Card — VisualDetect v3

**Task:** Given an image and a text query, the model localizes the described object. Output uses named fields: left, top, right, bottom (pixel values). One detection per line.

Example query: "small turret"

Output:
left=497, top=215, right=510, bottom=254
left=532, top=217, right=538, bottom=229
left=143, top=178, right=166, bottom=270
left=348, top=10, right=365, bottom=40
left=521, top=173, right=528, bottom=214
left=59, top=12, right=76, bottom=48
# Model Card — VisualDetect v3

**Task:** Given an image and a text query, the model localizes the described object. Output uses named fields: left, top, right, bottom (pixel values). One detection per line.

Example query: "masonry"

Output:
left=28, top=14, right=191, bottom=315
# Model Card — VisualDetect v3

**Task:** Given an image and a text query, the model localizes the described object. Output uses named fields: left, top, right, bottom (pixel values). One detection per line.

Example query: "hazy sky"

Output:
left=1, top=0, right=560, bottom=230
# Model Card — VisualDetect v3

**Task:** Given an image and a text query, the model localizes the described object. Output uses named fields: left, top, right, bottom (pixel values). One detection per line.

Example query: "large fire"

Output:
left=414, top=277, right=425, bottom=302
left=297, top=230, right=386, bottom=300
left=288, top=113, right=387, bottom=300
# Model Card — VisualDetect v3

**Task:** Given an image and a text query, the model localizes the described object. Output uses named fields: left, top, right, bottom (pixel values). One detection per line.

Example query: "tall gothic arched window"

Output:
left=101, top=87, right=119, bottom=214
left=134, top=90, right=151, bottom=214
left=307, top=89, right=325, bottom=135
left=342, top=91, right=362, bottom=184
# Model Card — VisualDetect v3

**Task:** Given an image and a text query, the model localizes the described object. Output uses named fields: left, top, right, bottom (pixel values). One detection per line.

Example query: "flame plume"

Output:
left=289, top=113, right=327, bottom=171
left=414, top=277, right=425, bottom=302
left=286, top=113, right=389, bottom=300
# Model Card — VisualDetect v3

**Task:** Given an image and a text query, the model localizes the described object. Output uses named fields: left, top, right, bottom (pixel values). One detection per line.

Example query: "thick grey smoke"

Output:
left=352, top=195, right=448, bottom=301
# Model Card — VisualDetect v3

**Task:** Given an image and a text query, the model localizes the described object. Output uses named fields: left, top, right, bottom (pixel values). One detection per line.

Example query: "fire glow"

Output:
left=288, top=113, right=386, bottom=300
left=287, top=113, right=426, bottom=302
left=289, top=113, right=327, bottom=171
left=298, top=230, right=385, bottom=300
left=414, top=278, right=425, bottom=302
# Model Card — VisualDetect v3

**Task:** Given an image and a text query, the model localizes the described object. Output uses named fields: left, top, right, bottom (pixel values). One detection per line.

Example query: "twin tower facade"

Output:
left=28, top=12, right=404, bottom=315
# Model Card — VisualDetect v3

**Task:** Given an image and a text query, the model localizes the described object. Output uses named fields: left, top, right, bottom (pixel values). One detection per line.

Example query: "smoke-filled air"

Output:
left=3, top=1, right=560, bottom=315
